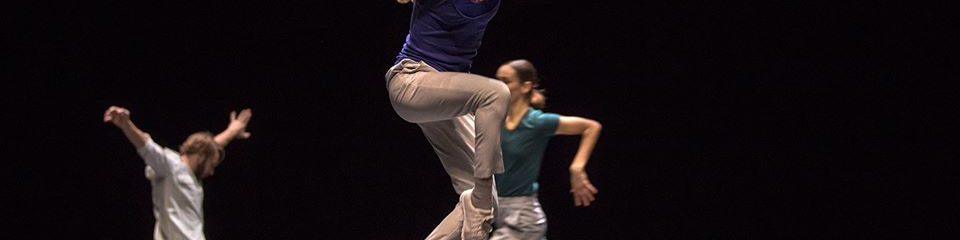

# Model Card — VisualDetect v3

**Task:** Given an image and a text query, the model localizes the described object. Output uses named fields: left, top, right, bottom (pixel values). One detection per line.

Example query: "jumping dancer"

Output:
left=385, top=0, right=509, bottom=239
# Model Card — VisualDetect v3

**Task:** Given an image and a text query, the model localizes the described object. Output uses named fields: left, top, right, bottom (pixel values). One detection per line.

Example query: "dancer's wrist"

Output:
left=569, top=166, right=585, bottom=174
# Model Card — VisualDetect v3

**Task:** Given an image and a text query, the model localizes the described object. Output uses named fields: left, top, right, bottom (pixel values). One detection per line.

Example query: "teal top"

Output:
left=496, top=107, right=560, bottom=197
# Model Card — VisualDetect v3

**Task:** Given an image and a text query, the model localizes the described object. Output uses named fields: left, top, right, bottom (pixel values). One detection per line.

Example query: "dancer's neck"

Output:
left=505, top=99, right=529, bottom=130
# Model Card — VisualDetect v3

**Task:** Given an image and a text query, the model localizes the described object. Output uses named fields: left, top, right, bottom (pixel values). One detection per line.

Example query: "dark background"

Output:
left=8, top=0, right=957, bottom=239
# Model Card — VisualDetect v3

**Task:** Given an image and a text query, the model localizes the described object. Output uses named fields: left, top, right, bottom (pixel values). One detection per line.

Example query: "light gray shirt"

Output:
left=138, top=139, right=205, bottom=240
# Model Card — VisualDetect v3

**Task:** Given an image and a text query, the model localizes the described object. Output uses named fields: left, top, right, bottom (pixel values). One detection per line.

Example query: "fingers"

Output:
left=230, top=109, right=252, bottom=122
left=583, top=182, right=597, bottom=205
left=572, top=189, right=583, bottom=206
left=571, top=182, right=598, bottom=207
left=577, top=191, right=595, bottom=206
left=583, top=190, right=594, bottom=206
left=573, top=191, right=591, bottom=206
left=114, top=108, right=128, bottom=118
left=238, top=131, right=251, bottom=139
left=104, top=106, right=117, bottom=122
left=238, top=108, right=252, bottom=121
left=104, top=106, right=128, bottom=123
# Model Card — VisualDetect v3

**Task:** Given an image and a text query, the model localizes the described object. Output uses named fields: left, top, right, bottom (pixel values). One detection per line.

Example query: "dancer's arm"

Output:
left=103, top=106, right=150, bottom=149
left=214, top=108, right=252, bottom=148
left=104, top=106, right=174, bottom=175
left=556, top=116, right=602, bottom=207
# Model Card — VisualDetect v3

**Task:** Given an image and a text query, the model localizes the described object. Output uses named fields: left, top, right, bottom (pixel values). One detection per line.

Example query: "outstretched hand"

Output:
left=570, top=170, right=599, bottom=207
left=228, top=108, right=253, bottom=139
left=103, top=106, right=131, bottom=127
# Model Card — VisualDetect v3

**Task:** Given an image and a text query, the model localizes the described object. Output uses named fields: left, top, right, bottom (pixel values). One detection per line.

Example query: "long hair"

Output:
left=506, top=59, right=547, bottom=109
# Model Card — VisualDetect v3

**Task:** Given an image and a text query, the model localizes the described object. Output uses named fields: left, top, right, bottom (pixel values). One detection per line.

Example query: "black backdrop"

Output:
left=8, top=1, right=957, bottom=239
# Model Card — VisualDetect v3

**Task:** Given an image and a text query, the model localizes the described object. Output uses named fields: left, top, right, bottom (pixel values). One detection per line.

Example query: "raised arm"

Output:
left=555, top=116, right=602, bottom=207
left=103, top=106, right=150, bottom=149
left=214, top=108, right=252, bottom=148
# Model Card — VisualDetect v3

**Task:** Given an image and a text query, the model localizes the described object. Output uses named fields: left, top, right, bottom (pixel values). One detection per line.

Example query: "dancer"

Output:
left=491, top=59, right=602, bottom=240
left=103, top=106, right=252, bottom=240
left=385, top=0, right=510, bottom=239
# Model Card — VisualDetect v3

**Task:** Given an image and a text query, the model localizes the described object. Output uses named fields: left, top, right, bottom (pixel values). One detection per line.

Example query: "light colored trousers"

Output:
left=386, top=59, right=510, bottom=239
left=490, top=195, right=548, bottom=240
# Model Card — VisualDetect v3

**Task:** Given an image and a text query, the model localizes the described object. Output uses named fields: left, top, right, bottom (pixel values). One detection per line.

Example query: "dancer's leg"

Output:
left=387, top=60, right=508, bottom=239
left=425, top=200, right=463, bottom=240
left=387, top=59, right=509, bottom=209
left=419, top=115, right=478, bottom=194
left=419, top=115, right=500, bottom=240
